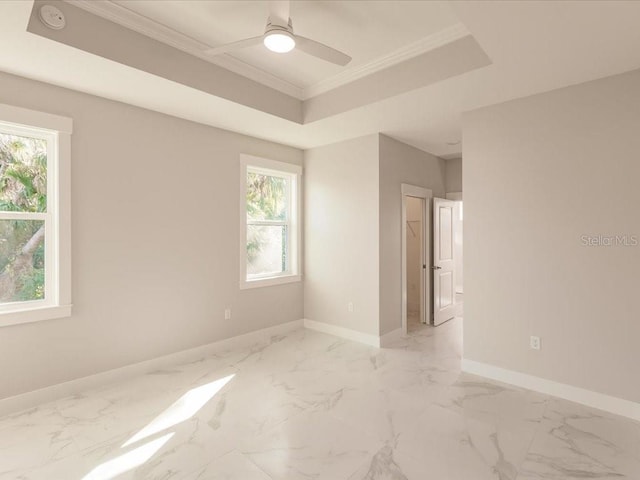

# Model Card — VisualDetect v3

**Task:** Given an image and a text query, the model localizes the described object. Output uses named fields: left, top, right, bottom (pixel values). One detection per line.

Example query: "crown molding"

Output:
left=303, top=23, right=470, bottom=99
left=65, top=0, right=306, bottom=99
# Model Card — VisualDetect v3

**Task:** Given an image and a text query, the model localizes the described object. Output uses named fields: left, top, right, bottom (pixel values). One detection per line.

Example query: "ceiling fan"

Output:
left=204, top=0, right=352, bottom=66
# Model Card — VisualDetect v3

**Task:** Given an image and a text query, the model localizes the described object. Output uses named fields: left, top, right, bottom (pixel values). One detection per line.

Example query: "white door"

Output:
left=433, top=198, right=456, bottom=326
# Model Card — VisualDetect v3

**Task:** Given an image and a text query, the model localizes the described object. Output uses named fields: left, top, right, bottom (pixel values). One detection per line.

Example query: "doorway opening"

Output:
left=406, top=196, right=424, bottom=332
left=401, top=184, right=432, bottom=335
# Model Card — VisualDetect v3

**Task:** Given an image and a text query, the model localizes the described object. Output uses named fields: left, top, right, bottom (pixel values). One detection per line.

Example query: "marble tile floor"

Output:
left=407, top=311, right=423, bottom=332
left=1, top=318, right=639, bottom=479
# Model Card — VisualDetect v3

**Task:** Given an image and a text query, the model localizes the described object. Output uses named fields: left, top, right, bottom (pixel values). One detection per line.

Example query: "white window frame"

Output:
left=0, top=103, right=72, bottom=327
left=239, top=154, right=302, bottom=289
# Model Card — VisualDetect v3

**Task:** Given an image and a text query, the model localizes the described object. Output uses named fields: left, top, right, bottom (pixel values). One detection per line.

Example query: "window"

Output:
left=0, top=104, right=72, bottom=326
left=240, top=155, right=301, bottom=289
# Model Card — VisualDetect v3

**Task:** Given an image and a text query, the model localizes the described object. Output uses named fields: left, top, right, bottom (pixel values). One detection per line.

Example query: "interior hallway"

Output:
left=1, top=317, right=639, bottom=479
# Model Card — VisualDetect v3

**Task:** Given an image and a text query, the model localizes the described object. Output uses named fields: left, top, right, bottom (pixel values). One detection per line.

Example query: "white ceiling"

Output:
left=110, top=0, right=461, bottom=92
left=2, top=1, right=640, bottom=159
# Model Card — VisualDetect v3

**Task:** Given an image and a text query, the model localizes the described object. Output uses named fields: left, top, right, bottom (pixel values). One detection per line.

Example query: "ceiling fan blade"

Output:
left=295, top=36, right=352, bottom=66
left=204, top=36, right=264, bottom=56
left=268, top=0, right=290, bottom=26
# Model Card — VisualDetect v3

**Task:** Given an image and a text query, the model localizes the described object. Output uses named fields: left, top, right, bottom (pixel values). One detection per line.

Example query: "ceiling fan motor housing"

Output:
left=265, top=17, right=294, bottom=34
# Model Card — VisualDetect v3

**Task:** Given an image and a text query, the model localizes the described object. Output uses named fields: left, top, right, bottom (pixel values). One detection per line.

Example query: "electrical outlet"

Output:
left=348, top=302, right=354, bottom=313
left=530, top=336, right=541, bottom=350
left=224, top=308, right=231, bottom=320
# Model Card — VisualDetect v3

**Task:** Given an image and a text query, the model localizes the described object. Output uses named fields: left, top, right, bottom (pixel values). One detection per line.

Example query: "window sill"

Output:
left=0, top=304, right=72, bottom=327
left=240, top=274, right=302, bottom=290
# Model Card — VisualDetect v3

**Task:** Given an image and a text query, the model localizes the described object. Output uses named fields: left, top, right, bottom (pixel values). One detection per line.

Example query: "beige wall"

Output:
left=303, top=135, right=380, bottom=336
left=445, top=158, right=462, bottom=193
left=463, top=68, right=640, bottom=403
left=379, top=135, right=446, bottom=335
left=0, top=72, right=303, bottom=400
left=304, top=134, right=449, bottom=337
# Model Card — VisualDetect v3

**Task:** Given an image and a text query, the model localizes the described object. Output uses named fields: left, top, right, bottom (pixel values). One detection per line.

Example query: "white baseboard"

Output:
left=380, top=327, right=404, bottom=347
left=303, top=319, right=381, bottom=347
left=7, top=321, right=637, bottom=423
left=0, top=319, right=303, bottom=417
left=462, top=358, right=640, bottom=422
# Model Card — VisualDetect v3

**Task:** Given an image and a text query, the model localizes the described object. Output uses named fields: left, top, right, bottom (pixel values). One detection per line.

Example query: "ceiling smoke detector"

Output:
left=39, top=5, right=66, bottom=30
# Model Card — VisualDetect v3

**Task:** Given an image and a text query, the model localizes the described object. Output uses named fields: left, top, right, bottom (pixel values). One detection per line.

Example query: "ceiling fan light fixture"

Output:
left=263, top=31, right=295, bottom=53
left=203, top=1, right=351, bottom=65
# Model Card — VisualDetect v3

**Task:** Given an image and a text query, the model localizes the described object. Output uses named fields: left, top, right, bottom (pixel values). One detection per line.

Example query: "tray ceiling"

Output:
left=78, top=0, right=465, bottom=98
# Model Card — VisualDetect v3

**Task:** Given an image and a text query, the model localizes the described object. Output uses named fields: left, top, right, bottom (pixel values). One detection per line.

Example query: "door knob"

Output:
left=431, top=266, right=441, bottom=270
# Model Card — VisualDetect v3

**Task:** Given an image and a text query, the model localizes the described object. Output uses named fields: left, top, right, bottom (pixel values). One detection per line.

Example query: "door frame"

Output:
left=401, top=184, right=433, bottom=335
left=446, top=192, right=463, bottom=296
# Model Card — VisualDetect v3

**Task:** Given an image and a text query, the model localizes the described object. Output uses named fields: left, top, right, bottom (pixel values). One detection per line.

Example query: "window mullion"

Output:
left=247, top=219, right=289, bottom=227
left=0, top=212, right=48, bottom=221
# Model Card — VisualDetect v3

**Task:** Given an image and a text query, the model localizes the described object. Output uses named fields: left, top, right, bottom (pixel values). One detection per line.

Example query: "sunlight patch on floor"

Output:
left=122, top=374, right=235, bottom=447
left=82, top=432, right=174, bottom=480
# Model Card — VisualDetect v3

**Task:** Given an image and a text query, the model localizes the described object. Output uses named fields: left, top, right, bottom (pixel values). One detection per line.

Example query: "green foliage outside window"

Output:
left=246, top=172, right=288, bottom=274
left=0, top=133, right=47, bottom=303
left=246, top=172, right=287, bottom=221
